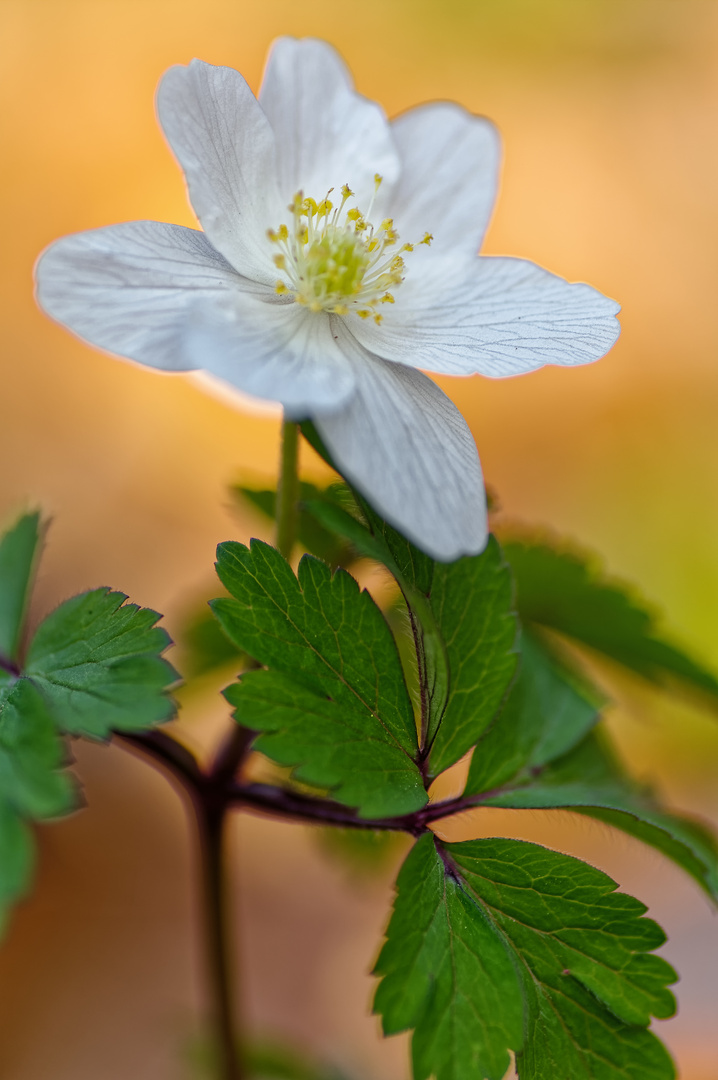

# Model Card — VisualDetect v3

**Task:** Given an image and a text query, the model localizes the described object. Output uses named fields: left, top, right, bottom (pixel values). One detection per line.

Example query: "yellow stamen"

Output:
left=267, top=178, right=430, bottom=322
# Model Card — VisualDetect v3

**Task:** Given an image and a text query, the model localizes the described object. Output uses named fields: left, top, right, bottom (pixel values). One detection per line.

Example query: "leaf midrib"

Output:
left=455, top=864, right=659, bottom=1021
left=232, top=554, right=417, bottom=762
left=444, top=855, right=609, bottom=1076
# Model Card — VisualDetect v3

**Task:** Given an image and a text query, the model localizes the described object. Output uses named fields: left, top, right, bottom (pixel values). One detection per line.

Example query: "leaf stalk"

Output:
left=119, top=731, right=509, bottom=836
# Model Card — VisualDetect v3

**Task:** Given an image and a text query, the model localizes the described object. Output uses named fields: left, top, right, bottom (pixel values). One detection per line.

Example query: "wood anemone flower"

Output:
left=35, top=37, right=620, bottom=560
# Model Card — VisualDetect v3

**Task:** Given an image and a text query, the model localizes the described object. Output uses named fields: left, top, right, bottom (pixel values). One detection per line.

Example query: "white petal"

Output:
left=351, top=255, right=621, bottom=377
left=35, top=220, right=249, bottom=369
left=185, top=298, right=355, bottom=416
left=390, top=102, right=500, bottom=257
left=157, top=59, right=282, bottom=284
left=315, top=326, right=486, bottom=562
left=258, top=37, right=399, bottom=209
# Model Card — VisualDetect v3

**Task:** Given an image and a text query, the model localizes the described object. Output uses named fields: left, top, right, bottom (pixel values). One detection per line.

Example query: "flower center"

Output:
left=267, top=175, right=431, bottom=324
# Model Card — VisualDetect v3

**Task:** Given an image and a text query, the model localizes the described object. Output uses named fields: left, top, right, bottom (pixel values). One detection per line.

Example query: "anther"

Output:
left=266, top=178, right=430, bottom=319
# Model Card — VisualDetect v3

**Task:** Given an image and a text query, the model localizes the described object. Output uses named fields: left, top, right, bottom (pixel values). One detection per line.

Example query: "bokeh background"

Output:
left=2, top=0, right=718, bottom=1077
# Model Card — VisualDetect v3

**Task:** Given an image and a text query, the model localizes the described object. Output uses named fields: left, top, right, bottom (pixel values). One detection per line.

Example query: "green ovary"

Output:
left=300, top=228, right=368, bottom=306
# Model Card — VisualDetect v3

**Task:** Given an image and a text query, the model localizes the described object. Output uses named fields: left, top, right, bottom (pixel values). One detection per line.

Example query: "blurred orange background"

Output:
left=1, top=1, right=718, bottom=1077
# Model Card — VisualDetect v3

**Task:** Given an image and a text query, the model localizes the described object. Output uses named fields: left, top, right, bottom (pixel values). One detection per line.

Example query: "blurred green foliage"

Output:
left=407, top=0, right=705, bottom=66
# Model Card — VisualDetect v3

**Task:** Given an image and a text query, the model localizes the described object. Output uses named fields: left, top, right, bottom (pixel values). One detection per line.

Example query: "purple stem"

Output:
left=120, top=728, right=502, bottom=838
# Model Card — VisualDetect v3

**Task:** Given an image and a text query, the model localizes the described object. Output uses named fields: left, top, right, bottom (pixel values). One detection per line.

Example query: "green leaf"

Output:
left=0, top=513, right=177, bottom=936
left=315, top=825, right=407, bottom=878
left=453, top=838, right=676, bottom=1026
left=303, top=495, right=447, bottom=730
left=0, top=678, right=74, bottom=817
left=374, top=834, right=523, bottom=1080
left=0, top=677, right=76, bottom=934
left=244, top=1041, right=353, bottom=1080
left=0, top=512, right=42, bottom=666
left=302, top=496, right=518, bottom=779
left=460, top=628, right=718, bottom=901
left=296, top=425, right=453, bottom=761
left=0, top=805, right=33, bottom=938
left=301, top=495, right=451, bottom=758
left=375, top=834, right=676, bottom=1080
left=452, top=839, right=676, bottom=1079
left=353, top=496, right=435, bottom=597
left=465, top=632, right=602, bottom=796
left=225, top=670, right=424, bottom=817
left=185, top=1032, right=353, bottom=1080
left=504, top=536, right=718, bottom=700
left=427, top=540, right=518, bottom=775
left=480, top=730, right=718, bottom=902
left=236, top=481, right=357, bottom=569
left=213, top=541, right=426, bottom=818
left=25, top=588, right=178, bottom=738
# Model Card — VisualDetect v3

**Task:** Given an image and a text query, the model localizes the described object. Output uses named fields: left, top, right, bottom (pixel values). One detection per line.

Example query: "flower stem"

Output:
left=117, top=731, right=249, bottom=1079
left=276, top=418, right=300, bottom=560
left=196, top=800, right=244, bottom=1080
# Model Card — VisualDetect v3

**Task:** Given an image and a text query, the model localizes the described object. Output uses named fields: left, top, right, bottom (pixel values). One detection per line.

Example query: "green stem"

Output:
left=276, top=418, right=300, bottom=560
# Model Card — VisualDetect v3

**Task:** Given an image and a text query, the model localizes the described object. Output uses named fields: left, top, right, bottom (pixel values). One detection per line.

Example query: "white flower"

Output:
left=35, top=37, right=620, bottom=561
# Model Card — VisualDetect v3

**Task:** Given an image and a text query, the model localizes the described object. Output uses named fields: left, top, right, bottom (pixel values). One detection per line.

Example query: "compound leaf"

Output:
left=462, top=630, right=718, bottom=901
left=302, top=496, right=518, bottom=779
left=504, top=537, right=718, bottom=701
left=351, top=495, right=435, bottom=597
left=427, top=541, right=518, bottom=776
left=213, top=541, right=426, bottom=818
left=0, top=677, right=75, bottom=935
left=375, top=833, right=676, bottom=1080
left=374, top=833, right=523, bottom=1080
left=0, top=678, right=73, bottom=817
left=0, top=804, right=33, bottom=939
left=225, top=670, right=424, bottom=818
left=480, top=730, right=718, bottom=902
left=0, top=512, right=177, bottom=937
left=236, top=481, right=357, bottom=569
left=453, top=838, right=676, bottom=1079
left=0, top=511, right=42, bottom=666
left=25, top=588, right=178, bottom=738
left=465, top=631, right=602, bottom=797
left=302, top=495, right=450, bottom=756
